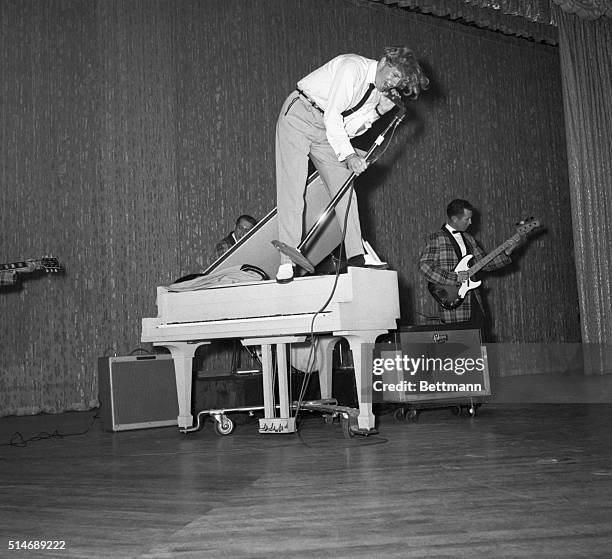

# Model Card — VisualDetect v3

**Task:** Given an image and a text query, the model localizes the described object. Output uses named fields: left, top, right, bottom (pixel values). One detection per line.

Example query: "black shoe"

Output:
left=346, top=255, right=366, bottom=267
left=346, top=255, right=388, bottom=269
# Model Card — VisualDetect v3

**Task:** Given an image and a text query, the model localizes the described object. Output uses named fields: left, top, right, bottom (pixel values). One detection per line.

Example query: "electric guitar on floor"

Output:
left=0, top=256, right=62, bottom=274
left=428, top=218, right=540, bottom=310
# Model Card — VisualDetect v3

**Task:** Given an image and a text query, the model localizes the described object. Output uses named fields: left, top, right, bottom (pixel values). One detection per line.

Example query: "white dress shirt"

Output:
left=445, top=224, right=467, bottom=257
left=297, top=54, right=382, bottom=161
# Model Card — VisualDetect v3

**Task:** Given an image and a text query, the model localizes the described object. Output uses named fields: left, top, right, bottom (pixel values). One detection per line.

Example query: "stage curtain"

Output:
left=365, top=0, right=559, bottom=43
left=368, top=0, right=612, bottom=42
left=0, top=0, right=577, bottom=416
left=552, top=0, right=612, bottom=20
left=557, top=6, right=612, bottom=373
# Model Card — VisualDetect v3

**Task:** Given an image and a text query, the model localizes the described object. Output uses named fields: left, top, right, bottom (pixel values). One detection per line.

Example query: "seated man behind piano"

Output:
left=275, top=46, right=429, bottom=283
left=214, top=214, right=257, bottom=259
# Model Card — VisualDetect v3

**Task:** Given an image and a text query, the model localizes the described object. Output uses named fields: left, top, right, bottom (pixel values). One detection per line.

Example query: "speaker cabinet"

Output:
left=98, top=355, right=178, bottom=431
left=378, top=326, right=490, bottom=404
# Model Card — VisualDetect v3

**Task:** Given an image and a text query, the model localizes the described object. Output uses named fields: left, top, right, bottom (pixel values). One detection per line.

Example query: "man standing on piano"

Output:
left=275, top=46, right=429, bottom=283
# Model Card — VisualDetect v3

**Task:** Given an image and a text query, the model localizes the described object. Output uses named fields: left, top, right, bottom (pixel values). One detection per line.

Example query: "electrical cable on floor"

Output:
left=296, top=425, right=389, bottom=447
left=2, top=411, right=100, bottom=449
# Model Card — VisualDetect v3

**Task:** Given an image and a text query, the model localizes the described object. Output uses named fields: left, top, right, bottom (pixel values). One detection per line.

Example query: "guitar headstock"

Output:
left=32, top=256, right=62, bottom=273
left=515, top=217, right=541, bottom=236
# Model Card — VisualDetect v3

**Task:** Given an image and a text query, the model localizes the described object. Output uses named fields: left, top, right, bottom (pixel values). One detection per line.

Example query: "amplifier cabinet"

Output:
left=98, top=355, right=178, bottom=431
left=377, top=327, right=490, bottom=404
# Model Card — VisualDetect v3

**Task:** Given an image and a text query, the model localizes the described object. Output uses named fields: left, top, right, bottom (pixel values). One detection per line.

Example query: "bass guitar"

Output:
left=428, top=219, right=540, bottom=310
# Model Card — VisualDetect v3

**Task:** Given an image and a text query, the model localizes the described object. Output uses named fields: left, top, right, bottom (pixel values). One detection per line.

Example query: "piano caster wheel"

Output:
left=213, top=415, right=235, bottom=436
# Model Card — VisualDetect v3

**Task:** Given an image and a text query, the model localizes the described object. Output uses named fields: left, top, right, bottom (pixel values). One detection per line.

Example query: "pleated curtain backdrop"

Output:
left=0, top=0, right=580, bottom=416
left=557, top=6, right=612, bottom=373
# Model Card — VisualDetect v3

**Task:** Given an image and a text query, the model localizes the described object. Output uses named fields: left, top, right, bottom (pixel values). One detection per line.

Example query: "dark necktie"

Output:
left=341, top=83, right=375, bottom=117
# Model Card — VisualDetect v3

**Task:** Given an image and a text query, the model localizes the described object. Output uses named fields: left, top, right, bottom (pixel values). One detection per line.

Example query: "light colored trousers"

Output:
left=275, top=92, right=364, bottom=265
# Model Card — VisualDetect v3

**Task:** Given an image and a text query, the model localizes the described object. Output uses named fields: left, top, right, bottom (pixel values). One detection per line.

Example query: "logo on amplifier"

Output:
left=432, top=333, right=448, bottom=343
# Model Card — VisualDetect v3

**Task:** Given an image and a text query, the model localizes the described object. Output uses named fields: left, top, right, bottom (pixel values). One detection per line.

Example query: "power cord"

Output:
left=2, top=410, right=100, bottom=449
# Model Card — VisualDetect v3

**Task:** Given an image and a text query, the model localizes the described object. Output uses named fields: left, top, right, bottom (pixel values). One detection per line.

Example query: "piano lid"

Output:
left=202, top=171, right=345, bottom=280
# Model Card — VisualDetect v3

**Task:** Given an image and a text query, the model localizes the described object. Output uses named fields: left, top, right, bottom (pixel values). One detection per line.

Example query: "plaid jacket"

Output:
left=419, top=226, right=510, bottom=323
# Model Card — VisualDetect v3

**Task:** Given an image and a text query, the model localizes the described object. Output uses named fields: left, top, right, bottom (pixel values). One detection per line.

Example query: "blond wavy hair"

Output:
left=382, top=46, right=429, bottom=99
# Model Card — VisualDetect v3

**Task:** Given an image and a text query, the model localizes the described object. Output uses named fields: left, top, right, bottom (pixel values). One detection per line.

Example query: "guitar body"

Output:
left=428, top=255, right=481, bottom=310
left=456, top=255, right=482, bottom=298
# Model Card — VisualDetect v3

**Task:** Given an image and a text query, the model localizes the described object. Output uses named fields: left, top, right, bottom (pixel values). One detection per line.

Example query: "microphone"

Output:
left=386, top=90, right=406, bottom=119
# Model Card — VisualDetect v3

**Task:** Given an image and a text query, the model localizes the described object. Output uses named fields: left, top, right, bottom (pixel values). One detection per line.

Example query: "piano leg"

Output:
left=258, top=344, right=276, bottom=420
left=154, top=341, right=210, bottom=430
left=339, top=330, right=387, bottom=432
left=243, top=336, right=306, bottom=434
left=315, top=335, right=340, bottom=400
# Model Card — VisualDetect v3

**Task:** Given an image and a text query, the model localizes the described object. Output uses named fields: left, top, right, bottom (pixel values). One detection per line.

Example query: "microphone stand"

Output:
left=272, top=103, right=407, bottom=273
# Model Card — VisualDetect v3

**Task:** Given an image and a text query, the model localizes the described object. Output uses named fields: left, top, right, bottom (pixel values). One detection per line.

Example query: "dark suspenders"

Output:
left=294, top=82, right=375, bottom=118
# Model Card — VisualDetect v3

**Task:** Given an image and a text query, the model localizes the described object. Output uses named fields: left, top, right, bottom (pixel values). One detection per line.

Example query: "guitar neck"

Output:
left=468, top=234, right=519, bottom=276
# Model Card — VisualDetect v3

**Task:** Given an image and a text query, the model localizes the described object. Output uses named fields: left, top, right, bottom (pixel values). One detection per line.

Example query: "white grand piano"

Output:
left=141, top=171, right=400, bottom=436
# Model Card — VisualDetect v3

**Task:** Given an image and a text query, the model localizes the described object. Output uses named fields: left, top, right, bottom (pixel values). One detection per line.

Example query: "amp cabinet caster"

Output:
left=467, top=404, right=481, bottom=417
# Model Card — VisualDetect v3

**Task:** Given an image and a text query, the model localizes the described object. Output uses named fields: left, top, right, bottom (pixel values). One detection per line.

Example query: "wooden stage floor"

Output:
left=1, top=404, right=612, bottom=558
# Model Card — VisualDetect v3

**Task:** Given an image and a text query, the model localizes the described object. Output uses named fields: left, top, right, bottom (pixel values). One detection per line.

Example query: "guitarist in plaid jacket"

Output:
left=419, top=199, right=519, bottom=326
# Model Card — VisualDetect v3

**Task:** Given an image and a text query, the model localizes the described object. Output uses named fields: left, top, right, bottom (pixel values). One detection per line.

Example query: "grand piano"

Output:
left=141, top=169, right=401, bottom=436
